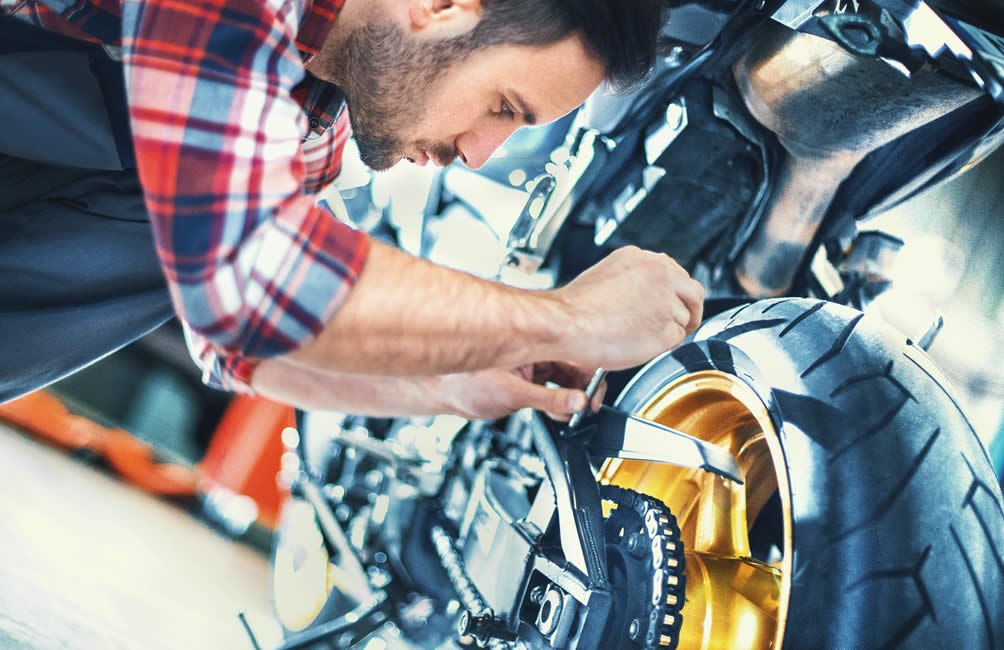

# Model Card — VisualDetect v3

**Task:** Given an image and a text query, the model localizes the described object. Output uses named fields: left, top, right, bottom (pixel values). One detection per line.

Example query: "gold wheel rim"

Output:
left=597, top=370, right=793, bottom=649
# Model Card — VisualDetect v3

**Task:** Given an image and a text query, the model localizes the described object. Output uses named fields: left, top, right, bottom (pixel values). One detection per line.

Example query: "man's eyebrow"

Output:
left=511, top=91, right=537, bottom=125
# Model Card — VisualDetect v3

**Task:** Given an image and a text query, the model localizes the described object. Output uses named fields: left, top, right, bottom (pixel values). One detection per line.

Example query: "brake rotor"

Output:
left=600, top=484, right=686, bottom=650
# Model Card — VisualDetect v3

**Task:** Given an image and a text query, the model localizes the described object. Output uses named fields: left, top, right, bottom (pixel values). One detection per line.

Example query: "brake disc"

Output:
left=600, top=484, right=686, bottom=650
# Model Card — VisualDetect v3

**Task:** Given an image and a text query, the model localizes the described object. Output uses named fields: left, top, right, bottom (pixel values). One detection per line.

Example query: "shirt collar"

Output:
left=296, top=0, right=343, bottom=61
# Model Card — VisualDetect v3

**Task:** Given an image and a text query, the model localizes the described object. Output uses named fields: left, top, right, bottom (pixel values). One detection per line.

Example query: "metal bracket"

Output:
left=575, top=405, right=745, bottom=484
left=299, top=479, right=377, bottom=603
left=530, top=413, right=608, bottom=585
left=503, top=129, right=600, bottom=273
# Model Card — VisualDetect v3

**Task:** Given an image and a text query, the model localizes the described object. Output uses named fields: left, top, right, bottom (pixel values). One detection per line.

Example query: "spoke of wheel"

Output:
left=679, top=551, right=782, bottom=650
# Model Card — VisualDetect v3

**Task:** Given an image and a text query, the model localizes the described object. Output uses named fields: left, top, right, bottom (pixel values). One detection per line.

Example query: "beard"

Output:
left=322, top=22, right=465, bottom=170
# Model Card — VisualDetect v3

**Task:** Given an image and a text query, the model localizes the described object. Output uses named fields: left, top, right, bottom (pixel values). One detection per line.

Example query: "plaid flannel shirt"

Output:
left=3, top=0, right=370, bottom=392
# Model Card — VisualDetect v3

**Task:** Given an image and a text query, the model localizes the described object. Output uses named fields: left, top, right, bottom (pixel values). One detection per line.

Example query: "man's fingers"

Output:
left=664, top=321, right=687, bottom=349
left=505, top=372, right=587, bottom=420
left=680, top=278, right=705, bottom=334
left=671, top=297, right=691, bottom=330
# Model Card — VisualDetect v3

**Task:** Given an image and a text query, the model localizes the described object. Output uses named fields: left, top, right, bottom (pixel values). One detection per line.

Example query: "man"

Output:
left=0, top=0, right=704, bottom=418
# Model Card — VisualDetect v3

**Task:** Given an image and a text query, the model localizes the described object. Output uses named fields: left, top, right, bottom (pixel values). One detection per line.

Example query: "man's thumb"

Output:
left=520, top=382, right=587, bottom=419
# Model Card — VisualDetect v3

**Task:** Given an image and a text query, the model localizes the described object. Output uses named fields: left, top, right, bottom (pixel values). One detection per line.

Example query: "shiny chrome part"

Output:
left=598, top=370, right=792, bottom=649
left=505, top=174, right=557, bottom=254
left=300, top=480, right=376, bottom=603
left=769, top=0, right=820, bottom=30
left=887, top=1, right=974, bottom=63
left=504, top=129, right=599, bottom=273
left=568, top=367, right=607, bottom=429
left=594, top=100, right=690, bottom=247
left=586, top=405, right=745, bottom=484
left=458, top=460, right=532, bottom=543
left=918, top=314, right=945, bottom=351
left=840, top=230, right=904, bottom=281
left=537, top=586, right=577, bottom=648
left=331, top=425, right=421, bottom=468
left=773, top=1, right=976, bottom=74
left=278, top=591, right=388, bottom=650
left=536, top=587, right=563, bottom=635
left=646, top=100, right=689, bottom=165
left=953, top=20, right=1004, bottom=99
left=733, top=19, right=982, bottom=296
left=431, top=524, right=491, bottom=617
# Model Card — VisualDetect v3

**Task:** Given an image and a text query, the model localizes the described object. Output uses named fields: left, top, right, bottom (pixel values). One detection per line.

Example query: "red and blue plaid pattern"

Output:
left=3, top=0, right=369, bottom=392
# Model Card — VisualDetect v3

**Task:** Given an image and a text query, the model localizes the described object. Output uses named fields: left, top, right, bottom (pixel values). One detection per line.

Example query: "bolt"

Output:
left=529, top=585, right=546, bottom=605
left=457, top=610, right=472, bottom=637
left=665, top=103, right=685, bottom=131
left=628, top=618, right=641, bottom=640
left=627, top=533, right=647, bottom=558
left=664, top=45, right=686, bottom=68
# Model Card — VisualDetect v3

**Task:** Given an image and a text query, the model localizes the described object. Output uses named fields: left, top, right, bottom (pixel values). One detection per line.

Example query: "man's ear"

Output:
left=407, top=0, right=482, bottom=35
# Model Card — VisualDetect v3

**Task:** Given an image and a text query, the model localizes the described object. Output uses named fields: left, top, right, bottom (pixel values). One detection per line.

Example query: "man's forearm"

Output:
left=251, top=356, right=450, bottom=416
left=288, top=239, right=575, bottom=376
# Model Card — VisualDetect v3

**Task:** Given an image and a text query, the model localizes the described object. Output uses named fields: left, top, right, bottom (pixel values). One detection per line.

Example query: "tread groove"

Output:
left=961, top=454, right=1004, bottom=578
left=829, top=360, right=916, bottom=401
left=903, top=352, right=979, bottom=438
left=829, top=395, right=911, bottom=462
left=848, top=545, right=936, bottom=649
left=725, top=301, right=756, bottom=327
left=778, top=302, right=825, bottom=338
left=761, top=298, right=796, bottom=314
left=950, top=524, right=995, bottom=650
left=877, top=609, right=932, bottom=650
left=829, top=429, right=940, bottom=543
left=801, top=313, right=864, bottom=378
left=714, top=318, right=788, bottom=342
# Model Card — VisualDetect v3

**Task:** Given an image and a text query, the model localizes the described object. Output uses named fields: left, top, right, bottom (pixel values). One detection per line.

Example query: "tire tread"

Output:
left=715, top=318, right=788, bottom=341
left=950, top=524, right=995, bottom=650
left=800, top=313, right=864, bottom=378
left=778, top=301, right=825, bottom=338
left=829, top=360, right=916, bottom=402
left=847, top=546, right=935, bottom=650
left=829, top=428, right=940, bottom=544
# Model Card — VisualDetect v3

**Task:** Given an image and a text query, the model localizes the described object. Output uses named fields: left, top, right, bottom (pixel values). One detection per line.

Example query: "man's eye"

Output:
left=499, top=101, right=515, bottom=119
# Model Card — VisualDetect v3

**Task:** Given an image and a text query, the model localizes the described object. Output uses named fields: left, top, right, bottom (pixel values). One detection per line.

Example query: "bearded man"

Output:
left=0, top=0, right=704, bottom=418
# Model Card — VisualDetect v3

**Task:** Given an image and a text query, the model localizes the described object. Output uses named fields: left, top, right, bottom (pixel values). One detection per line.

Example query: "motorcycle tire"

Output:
left=611, top=297, right=1004, bottom=649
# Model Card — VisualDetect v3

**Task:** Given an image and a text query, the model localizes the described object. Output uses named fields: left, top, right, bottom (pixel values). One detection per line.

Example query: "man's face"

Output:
left=327, top=22, right=605, bottom=171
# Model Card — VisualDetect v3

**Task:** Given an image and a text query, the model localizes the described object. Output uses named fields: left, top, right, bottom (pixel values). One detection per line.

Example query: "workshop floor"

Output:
left=0, top=423, right=284, bottom=650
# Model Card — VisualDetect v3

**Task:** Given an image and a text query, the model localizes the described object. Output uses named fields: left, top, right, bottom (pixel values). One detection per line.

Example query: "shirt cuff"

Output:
left=182, top=323, right=259, bottom=394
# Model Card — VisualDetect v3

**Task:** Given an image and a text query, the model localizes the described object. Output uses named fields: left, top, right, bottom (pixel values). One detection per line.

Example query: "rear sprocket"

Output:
left=600, top=484, right=686, bottom=650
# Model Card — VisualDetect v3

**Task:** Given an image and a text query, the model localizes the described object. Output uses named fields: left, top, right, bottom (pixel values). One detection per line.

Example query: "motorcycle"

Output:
left=259, top=1, right=1004, bottom=648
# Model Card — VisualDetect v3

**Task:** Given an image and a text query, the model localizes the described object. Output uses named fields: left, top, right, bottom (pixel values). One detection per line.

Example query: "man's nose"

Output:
left=456, top=123, right=519, bottom=170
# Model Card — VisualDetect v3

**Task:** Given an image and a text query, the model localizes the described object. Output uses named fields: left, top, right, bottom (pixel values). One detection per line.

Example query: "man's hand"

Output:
left=555, top=246, right=705, bottom=370
left=251, top=357, right=605, bottom=420
left=441, top=362, right=606, bottom=421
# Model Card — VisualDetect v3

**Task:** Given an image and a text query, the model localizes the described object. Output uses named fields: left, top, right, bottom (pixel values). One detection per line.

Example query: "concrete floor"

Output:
left=0, top=423, right=284, bottom=650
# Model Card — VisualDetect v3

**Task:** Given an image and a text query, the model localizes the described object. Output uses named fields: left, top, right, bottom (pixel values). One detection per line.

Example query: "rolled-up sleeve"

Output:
left=120, top=0, right=369, bottom=380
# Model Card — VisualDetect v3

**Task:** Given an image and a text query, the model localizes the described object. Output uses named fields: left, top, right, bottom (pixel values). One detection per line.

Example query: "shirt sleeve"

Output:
left=181, top=324, right=258, bottom=394
left=119, top=0, right=370, bottom=369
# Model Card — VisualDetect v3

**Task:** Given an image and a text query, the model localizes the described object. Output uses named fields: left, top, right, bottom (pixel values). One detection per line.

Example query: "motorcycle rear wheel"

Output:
left=601, top=297, right=1004, bottom=649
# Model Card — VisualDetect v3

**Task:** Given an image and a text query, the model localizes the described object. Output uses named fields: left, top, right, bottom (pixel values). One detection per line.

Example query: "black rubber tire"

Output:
left=615, top=297, right=1004, bottom=650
